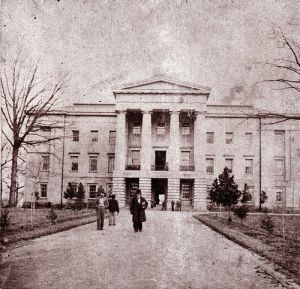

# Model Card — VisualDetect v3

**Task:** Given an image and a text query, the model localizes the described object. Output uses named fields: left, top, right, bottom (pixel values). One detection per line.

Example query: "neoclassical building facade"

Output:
left=24, top=76, right=300, bottom=210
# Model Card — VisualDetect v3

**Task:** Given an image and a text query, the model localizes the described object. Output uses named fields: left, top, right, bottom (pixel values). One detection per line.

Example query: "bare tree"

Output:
left=253, top=29, right=300, bottom=121
left=1, top=58, right=65, bottom=207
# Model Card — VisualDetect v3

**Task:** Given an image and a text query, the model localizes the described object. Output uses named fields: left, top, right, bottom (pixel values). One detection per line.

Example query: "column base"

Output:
left=139, top=177, right=151, bottom=204
left=194, top=178, right=208, bottom=212
left=167, top=178, right=180, bottom=209
left=112, top=177, right=126, bottom=208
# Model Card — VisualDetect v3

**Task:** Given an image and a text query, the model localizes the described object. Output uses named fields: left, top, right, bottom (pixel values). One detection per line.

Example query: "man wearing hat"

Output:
left=108, top=194, right=119, bottom=226
left=130, top=189, right=148, bottom=232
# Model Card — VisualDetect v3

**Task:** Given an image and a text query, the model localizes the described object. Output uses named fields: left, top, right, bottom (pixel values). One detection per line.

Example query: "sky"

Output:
left=2, top=0, right=300, bottom=111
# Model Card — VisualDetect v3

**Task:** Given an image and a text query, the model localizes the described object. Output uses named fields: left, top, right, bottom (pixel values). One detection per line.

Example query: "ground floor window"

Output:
left=275, top=187, right=285, bottom=203
left=89, top=184, right=97, bottom=199
left=40, top=183, right=48, bottom=198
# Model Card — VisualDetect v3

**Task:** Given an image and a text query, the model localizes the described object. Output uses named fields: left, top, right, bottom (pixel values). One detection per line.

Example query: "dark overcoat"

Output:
left=130, top=196, right=148, bottom=222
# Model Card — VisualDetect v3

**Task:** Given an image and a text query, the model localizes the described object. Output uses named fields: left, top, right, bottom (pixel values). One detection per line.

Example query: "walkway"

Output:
left=4, top=211, right=285, bottom=289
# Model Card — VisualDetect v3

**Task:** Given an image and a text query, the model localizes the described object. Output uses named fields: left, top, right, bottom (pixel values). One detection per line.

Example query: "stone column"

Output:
left=114, top=110, right=127, bottom=171
left=169, top=110, right=180, bottom=171
left=194, top=111, right=207, bottom=211
left=141, top=110, right=152, bottom=171
left=113, top=110, right=126, bottom=207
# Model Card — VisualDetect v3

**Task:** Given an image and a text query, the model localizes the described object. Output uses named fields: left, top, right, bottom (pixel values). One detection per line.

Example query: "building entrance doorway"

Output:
left=154, top=151, right=167, bottom=170
left=151, top=178, right=168, bottom=205
left=125, top=178, right=139, bottom=205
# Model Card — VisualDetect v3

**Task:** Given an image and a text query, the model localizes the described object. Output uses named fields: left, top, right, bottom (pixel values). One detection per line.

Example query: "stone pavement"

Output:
left=4, top=210, right=285, bottom=289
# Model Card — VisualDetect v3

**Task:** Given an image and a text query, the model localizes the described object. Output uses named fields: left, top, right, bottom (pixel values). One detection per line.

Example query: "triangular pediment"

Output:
left=113, top=75, right=211, bottom=95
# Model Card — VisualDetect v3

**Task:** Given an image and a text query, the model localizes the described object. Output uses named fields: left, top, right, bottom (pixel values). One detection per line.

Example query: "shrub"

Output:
left=0, top=209, right=10, bottom=230
left=260, top=214, right=275, bottom=234
left=46, top=208, right=58, bottom=225
left=234, top=206, right=249, bottom=223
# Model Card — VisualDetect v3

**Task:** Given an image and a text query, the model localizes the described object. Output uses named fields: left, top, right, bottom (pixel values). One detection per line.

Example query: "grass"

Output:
left=194, top=212, right=300, bottom=285
left=0, top=208, right=97, bottom=247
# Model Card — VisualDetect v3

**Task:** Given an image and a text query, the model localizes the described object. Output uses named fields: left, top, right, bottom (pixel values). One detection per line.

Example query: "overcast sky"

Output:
left=2, top=0, right=300, bottom=110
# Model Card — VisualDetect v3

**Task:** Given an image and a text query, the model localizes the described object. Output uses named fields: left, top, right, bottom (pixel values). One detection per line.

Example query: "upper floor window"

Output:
left=109, top=131, right=116, bottom=144
left=72, top=130, right=79, bottom=142
left=132, top=123, right=141, bottom=135
left=275, top=130, right=285, bottom=145
left=157, top=123, right=166, bottom=135
left=225, top=158, right=233, bottom=173
left=91, top=130, right=98, bottom=142
left=89, top=156, right=98, bottom=172
left=225, top=132, right=233, bottom=144
left=89, top=184, right=97, bottom=199
left=274, top=158, right=285, bottom=176
left=108, top=155, right=115, bottom=173
left=70, top=155, right=79, bottom=171
left=206, top=158, right=214, bottom=174
left=40, top=183, right=48, bottom=198
left=181, top=151, right=191, bottom=165
left=245, top=133, right=253, bottom=146
left=245, top=159, right=253, bottom=174
left=130, top=150, right=140, bottom=165
left=40, top=126, right=51, bottom=132
left=41, top=155, right=50, bottom=171
left=182, top=122, right=190, bottom=135
left=206, top=132, right=214, bottom=144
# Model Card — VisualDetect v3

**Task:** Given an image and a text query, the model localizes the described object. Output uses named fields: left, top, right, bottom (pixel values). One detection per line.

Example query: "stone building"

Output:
left=24, top=76, right=300, bottom=210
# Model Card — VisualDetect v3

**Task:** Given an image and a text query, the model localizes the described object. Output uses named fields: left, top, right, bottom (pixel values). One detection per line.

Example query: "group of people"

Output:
left=95, top=186, right=119, bottom=230
left=95, top=186, right=148, bottom=233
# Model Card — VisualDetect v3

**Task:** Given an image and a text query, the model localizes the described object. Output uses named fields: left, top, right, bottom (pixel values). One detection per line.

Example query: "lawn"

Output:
left=195, top=212, right=300, bottom=285
left=0, top=208, right=96, bottom=246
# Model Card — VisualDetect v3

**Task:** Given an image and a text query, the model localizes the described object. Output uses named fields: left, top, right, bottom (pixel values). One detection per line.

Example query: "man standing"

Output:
left=171, top=200, right=175, bottom=211
left=108, top=194, right=119, bottom=226
left=96, top=190, right=108, bottom=230
left=130, top=189, right=148, bottom=232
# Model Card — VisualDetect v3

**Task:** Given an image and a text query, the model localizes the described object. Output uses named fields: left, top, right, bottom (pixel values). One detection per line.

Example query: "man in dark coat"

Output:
left=130, top=189, right=148, bottom=232
left=96, top=191, right=108, bottom=230
left=108, top=194, right=119, bottom=226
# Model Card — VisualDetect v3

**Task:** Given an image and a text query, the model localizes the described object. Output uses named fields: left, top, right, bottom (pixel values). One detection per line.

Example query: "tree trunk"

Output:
left=9, top=146, right=19, bottom=207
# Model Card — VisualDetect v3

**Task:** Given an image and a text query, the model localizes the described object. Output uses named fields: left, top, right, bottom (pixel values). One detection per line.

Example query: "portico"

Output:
left=112, top=76, right=211, bottom=211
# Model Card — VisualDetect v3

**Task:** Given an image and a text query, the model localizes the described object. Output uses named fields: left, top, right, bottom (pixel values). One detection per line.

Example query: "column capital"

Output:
left=141, top=110, right=153, bottom=114
left=195, top=110, right=207, bottom=116
left=116, top=110, right=127, bottom=114
left=169, top=110, right=180, bottom=115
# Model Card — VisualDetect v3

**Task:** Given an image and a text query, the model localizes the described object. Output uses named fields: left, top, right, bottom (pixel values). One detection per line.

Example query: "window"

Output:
left=275, top=131, right=285, bottom=145
left=89, top=156, right=98, bottom=172
left=72, top=130, right=79, bottom=142
left=91, top=130, right=98, bottom=142
left=225, top=132, right=233, bottom=144
left=106, top=183, right=113, bottom=196
left=245, top=133, right=253, bottom=146
left=132, top=123, right=141, bottom=135
left=157, top=123, right=166, bottom=135
left=89, top=184, right=97, bottom=199
left=42, top=155, right=50, bottom=171
left=40, top=126, right=51, bottom=132
left=247, top=186, right=254, bottom=202
left=206, top=132, right=214, bottom=144
left=206, top=158, right=214, bottom=174
left=109, top=131, right=116, bottom=144
left=181, top=151, right=191, bottom=165
left=182, top=122, right=190, bottom=135
left=181, top=183, right=191, bottom=199
left=275, top=188, right=284, bottom=203
left=130, top=150, right=140, bottom=165
left=108, top=156, right=115, bottom=173
left=275, top=158, right=285, bottom=176
left=225, top=158, right=233, bottom=173
left=245, top=159, right=253, bottom=174
left=40, top=183, right=47, bottom=198
left=70, top=155, right=79, bottom=171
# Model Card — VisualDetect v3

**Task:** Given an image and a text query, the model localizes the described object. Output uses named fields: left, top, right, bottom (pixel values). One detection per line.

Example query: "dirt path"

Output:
left=4, top=211, right=285, bottom=289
